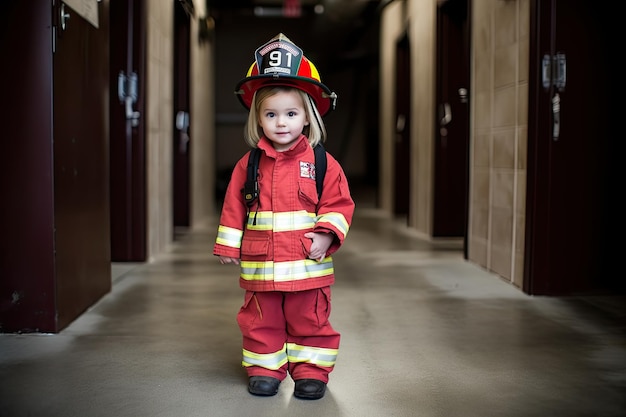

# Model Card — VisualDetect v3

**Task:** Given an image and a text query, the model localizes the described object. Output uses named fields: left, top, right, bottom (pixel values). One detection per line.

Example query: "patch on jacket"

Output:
left=300, top=161, right=316, bottom=180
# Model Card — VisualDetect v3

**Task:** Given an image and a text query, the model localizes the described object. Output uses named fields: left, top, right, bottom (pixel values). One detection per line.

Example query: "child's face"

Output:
left=258, top=90, right=309, bottom=152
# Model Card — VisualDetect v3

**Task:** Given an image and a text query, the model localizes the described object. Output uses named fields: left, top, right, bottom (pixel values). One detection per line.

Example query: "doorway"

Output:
left=173, top=1, right=192, bottom=228
left=393, top=31, right=411, bottom=219
left=109, top=0, right=147, bottom=262
left=433, top=0, right=470, bottom=246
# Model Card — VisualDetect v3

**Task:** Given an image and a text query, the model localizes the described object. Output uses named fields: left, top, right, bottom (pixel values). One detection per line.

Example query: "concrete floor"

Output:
left=1, top=204, right=625, bottom=417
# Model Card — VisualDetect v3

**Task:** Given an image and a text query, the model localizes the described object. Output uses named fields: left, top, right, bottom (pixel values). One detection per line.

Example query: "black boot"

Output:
left=248, top=376, right=281, bottom=396
left=294, top=379, right=326, bottom=400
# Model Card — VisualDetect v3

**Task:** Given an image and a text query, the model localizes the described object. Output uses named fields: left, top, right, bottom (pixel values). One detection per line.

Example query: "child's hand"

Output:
left=304, top=232, right=333, bottom=262
left=219, top=256, right=240, bottom=265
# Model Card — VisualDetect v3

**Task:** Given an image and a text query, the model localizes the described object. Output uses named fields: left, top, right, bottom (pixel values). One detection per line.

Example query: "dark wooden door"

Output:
left=173, top=2, right=192, bottom=228
left=1, top=0, right=111, bottom=333
left=1, top=0, right=57, bottom=332
left=525, top=0, right=620, bottom=295
left=433, top=0, right=470, bottom=242
left=394, top=32, right=411, bottom=219
left=53, top=0, right=112, bottom=329
left=110, top=0, right=147, bottom=261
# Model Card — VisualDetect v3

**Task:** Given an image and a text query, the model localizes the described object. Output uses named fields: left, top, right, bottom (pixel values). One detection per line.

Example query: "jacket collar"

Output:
left=258, top=134, right=310, bottom=159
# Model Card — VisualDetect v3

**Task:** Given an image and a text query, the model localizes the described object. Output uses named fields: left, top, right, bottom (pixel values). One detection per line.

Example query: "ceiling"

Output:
left=204, top=0, right=386, bottom=66
left=206, top=0, right=379, bottom=17
left=205, top=0, right=384, bottom=35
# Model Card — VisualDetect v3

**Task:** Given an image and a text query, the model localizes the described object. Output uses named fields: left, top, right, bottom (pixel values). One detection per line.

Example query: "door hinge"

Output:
left=542, top=53, right=566, bottom=91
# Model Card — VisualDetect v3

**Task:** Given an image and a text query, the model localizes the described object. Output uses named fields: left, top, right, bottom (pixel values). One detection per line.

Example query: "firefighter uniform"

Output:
left=214, top=134, right=354, bottom=382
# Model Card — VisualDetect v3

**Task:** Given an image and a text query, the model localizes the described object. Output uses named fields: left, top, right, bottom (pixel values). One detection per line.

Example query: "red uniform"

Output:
left=214, top=135, right=354, bottom=382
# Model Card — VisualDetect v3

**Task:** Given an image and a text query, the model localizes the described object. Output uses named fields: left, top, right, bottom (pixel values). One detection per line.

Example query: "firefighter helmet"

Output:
left=235, top=33, right=337, bottom=116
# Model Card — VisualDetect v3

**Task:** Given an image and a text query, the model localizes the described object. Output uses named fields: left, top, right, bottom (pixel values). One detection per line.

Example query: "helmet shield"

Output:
left=254, top=35, right=304, bottom=77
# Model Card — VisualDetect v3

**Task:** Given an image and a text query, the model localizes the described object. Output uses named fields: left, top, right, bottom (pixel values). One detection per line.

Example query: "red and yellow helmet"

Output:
left=234, top=33, right=337, bottom=116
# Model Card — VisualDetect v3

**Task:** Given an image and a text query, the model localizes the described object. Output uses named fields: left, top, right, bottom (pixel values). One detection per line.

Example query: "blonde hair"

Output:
left=244, top=86, right=327, bottom=149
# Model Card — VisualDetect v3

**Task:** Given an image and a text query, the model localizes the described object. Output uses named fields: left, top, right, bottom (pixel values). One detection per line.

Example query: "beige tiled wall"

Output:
left=379, top=0, right=437, bottom=233
left=144, top=2, right=216, bottom=259
left=146, top=2, right=174, bottom=260
left=190, top=15, right=217, bottom=227
left=468, top=0, right=529, bottom=288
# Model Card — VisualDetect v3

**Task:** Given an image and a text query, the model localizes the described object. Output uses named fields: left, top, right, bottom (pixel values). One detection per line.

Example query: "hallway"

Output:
left=1, top=202, right=625, bottom=417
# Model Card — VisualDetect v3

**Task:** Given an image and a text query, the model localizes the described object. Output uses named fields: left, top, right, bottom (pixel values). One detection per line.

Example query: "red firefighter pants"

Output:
left=237, top=287, right=340, bottom=383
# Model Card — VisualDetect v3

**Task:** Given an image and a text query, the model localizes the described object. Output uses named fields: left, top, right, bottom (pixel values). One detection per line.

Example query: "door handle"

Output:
left=439, top=103, right=451, bottom=126
left=176, top=111, right=190, bottom=153
left=125, top=97, right=141, bottom=127
left=542, top=54, right=565, bottom=141
left=60, top=3, right=71, bottom=31
left=552, top=93, right=560, bottom=141
left=396, top=114, right=406, bottom=133
left=118, top=71, right=141, bottom=127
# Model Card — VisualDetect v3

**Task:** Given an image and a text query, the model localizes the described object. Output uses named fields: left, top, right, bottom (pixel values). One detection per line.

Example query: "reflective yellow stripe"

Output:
left=316, top=212, right=350, bottom=237
left=242, top=344, right=288, bottom=370
left=216, top=225, right=243, bottom=249
left=246, top=210, right=316, bottom=232
left=240, top=258, right=334, bottom=282
left=286, top=343, right=338, bottom=367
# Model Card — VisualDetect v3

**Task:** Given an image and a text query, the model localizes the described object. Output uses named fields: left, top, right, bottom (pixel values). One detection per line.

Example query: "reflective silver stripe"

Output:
left=286, top=343, right=338, bottom=367
left=246, top=212, right=273, bottom=231
left=316, top=212, right=350, bottom=237
left=240, top=258, right=334, bottom=282
left=216, top=225, right=243, bottom=249
left=247, top=210, right=316, bottom=232
left=274, top=258, right=333, bottom=281
left=241, top=261, right=274, bottom=281
left=242, top=345, right=288, bottom=370
left=274, top=211, right=316, bottom=232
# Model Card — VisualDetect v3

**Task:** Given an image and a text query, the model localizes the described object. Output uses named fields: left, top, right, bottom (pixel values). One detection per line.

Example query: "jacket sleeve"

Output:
left=314, top=152, right=355, bottom=256
left=213, top=153, right=250, bottom=259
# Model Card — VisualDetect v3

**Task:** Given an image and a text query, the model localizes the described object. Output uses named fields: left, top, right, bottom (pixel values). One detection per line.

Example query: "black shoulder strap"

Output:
left=243, top=144, right=326, bottom=207
left=314, top=143, right=326, bottom=200
left=243, top=148, right=260, bottom=207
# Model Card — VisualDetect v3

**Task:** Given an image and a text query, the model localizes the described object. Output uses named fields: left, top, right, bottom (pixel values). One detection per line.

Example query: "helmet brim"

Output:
left=235, top=74, right=334, bottom=116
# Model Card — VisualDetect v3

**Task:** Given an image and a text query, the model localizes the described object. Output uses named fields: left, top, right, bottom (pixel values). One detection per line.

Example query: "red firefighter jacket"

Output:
left=213, top=135, right=355, bottom=292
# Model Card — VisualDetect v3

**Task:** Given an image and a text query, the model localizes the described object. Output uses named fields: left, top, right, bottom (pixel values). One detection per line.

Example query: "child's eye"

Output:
left=265, top=112, right=275, bottom=118
left=288, top=111, right=296, bottom=117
